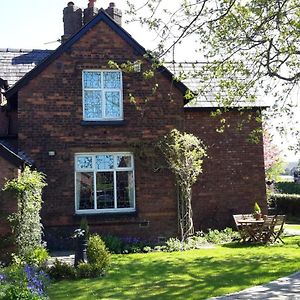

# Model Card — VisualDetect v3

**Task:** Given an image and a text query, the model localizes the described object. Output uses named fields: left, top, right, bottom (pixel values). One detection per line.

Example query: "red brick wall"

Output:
left=184, top=109, right=267, bottom=230
left=16, top=20, right=266, bottom=247
left=18, top=21, right=184, bottom=247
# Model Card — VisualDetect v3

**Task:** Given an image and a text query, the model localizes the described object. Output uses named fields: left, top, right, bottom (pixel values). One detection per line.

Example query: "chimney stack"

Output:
left=84, top=0, right=99, bottom=25
left=61, top=1, right=123, bottom=43
left=62, top=2, right=83, bottom=42
left=105, top=2, right=122, bottom=26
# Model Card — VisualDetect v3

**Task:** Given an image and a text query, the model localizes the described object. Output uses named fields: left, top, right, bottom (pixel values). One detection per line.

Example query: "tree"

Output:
left=158, top=129, right=207, bottom=241
left=126, top=0, right=300, bottom=150
left=263, top=131, right=284, bottom=182
left=3, top=167, right=47, bottom=257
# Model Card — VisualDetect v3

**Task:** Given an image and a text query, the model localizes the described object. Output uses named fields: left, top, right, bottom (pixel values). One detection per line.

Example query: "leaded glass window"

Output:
left=82, top=70, right=123, bottom=121
left=75, top=153, right=135, bottom=213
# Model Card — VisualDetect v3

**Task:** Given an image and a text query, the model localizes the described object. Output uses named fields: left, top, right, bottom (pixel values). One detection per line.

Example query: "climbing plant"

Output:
left=158, top=129, right=207, bottom=241
left=3, top=166, right=47, bottom=257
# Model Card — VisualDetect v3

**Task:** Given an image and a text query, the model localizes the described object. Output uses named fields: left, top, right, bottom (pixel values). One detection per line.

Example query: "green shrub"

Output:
left=275, top=182, right=300, bottom=195
left=270, top=193, right=300, bottom=216
left=76, top=262, right=93, bottom=279
left=87, top=234, right=110, bottom=273
left=76, top=262, right=104, bottom=279
left=102, top=235, right=123, bottom=254
left=205, top=228, right=240, bottom=244
left=24, top=247, right=49, bottom=268
left=165, top=238, right=183, bottom=252
left=47, top=259, right=76, bottom=281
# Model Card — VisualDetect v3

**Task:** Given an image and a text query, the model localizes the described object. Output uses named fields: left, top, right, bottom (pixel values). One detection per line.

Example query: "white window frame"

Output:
left=74, top=152, right=135, bottom=214
left=82, top=70, right=123, bottom=121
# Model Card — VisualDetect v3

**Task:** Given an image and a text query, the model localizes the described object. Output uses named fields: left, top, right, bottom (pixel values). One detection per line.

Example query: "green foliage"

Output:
left=102, top=235, right=124, bottom=254
left=47, top=259, right=76, bottom=281
left=76, top=262, right=104, bottom=279
left=86, top=234, right=110, bottom=273
left=205, top=228, right=239, bottom=244
left=2, top=167, right=47, bottom=258
left=275, top=182, right=300, bottom=195
left=0, top=263, right=49, bottom=300
left=23, top=247, right=49, bottom=268
left=254, top=202, right=261, bottom=214
left=269, top=193, right=300, bottom=216
left=266, top=160, right=285, bottom=182
left=158, top=129, right=207, bottom=240
left=158, top=129, right=207, bottom=186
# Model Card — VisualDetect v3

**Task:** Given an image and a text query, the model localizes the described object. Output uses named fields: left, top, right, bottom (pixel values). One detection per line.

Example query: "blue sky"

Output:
left=0, top=0, right=299, bottom=162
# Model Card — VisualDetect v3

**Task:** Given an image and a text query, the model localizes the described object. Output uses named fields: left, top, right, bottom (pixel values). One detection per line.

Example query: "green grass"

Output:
left=285, top=224, right=300, bottom=231
left=48, top=236, right=300, bottom=300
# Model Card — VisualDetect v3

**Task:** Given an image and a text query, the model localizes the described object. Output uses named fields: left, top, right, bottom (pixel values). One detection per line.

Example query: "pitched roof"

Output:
left=165, top=63, right=268, bottom=108
left=0, top=48, right=52, bottom=87
left=0, top=139, right=33, bottom=167
left=4, top=9, right=188, bottom=100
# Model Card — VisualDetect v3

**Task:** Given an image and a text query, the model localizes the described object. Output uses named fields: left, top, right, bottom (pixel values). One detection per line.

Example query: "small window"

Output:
left=82, top=70, right=123, bottom=121
left=75, top=153, right=135, bottom=214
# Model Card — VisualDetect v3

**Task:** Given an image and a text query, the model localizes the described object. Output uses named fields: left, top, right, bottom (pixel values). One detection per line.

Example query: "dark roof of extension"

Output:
left=0, top=139, right=33, bottom=167
left=166, top=63, right=269, bottom=108
left=0, top=48, right=53, bottom=87
left=5, top=9, right=189, bottom=100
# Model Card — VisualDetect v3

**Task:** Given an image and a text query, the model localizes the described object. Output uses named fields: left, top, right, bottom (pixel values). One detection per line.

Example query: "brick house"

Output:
left=0, top=2, right=266, bottom=249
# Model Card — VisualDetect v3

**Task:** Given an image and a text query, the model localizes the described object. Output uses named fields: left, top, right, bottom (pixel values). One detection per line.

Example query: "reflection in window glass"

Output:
left=96, top=172, right=114, bottom=209
left=96, top=155, right=114, bottom=170
left=103, top=71, right=121, bottom=89
left=116, top=171, right=134, bottom=208
left=83, top=71, right=101, bottom=89
left=76, top=156, right=93, bottom=170
left=105, top=91, right=120, bottom=117
left=76, top=172, right=94, bottom=209
left=117, top=156, right=132, bottom=168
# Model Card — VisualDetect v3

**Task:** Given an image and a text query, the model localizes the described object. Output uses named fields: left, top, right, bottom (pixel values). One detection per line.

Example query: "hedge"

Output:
left=275, top=182, right=300, bottom=195
left=269, top=193, right=300, bottom=216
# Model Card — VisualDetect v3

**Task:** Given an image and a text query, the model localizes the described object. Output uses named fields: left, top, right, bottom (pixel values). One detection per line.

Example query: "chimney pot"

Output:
left=105, top=2, right=122, bottom=26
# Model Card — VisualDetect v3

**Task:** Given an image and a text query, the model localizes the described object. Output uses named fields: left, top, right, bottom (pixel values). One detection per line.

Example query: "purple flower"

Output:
left=23, top=264, right=48, bottom=297
left=0, top=273, right=6, bottom=281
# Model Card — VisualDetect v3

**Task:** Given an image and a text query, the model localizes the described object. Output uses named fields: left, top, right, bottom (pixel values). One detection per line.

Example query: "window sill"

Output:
left=74, top=211, right=137, bottom=219
left=80, top=120, right=127, bottom=126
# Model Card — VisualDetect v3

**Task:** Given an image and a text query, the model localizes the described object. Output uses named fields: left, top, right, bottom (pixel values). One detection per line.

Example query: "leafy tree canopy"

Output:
left=126, top=0, right=300, bottom=151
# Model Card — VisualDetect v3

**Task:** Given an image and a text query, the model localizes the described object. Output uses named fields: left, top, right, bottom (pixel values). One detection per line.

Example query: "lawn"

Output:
left=285, top=223, right=300, bottom=231
left=48, top=236, right=300, bottom=300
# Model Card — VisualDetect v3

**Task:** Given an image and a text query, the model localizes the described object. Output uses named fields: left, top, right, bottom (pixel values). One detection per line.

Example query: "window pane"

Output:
left=103, top=71, right=121, bottom=89
left=96, top=155, right=114, bottom=170
left=116, top=171, right=134, bottom=208
left=105, top=91, right=120, bottom=117
left=76, top=172, right=94, bottom=210
left=76, top=156, right=93, bottom=170
left=83, top=71, right=101, bottom=88
left=84, top=91, right=102, bottom=119
left=117, top=155, right=132, bottom=168
left=96, top=172, right=114, bottom=209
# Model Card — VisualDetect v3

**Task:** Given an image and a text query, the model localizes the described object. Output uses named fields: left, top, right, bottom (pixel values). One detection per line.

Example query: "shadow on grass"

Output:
left=48, top=244, right=300, bottom=300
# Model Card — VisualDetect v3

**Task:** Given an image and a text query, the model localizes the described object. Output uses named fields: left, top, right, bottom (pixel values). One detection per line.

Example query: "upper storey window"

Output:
left=82, top=70, right=123, bottom=121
